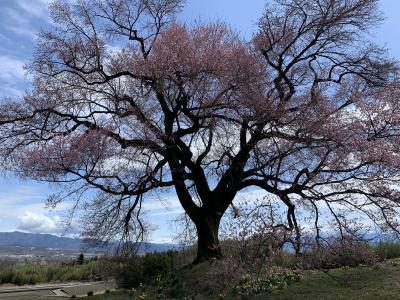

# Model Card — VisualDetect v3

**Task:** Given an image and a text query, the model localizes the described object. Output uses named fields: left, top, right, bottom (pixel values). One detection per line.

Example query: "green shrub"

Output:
left=373, top=242, right=400, bottom=260
left=300, top=238, right=378, bottom=270
left=0, top=263, right=49, bottom=285
left=168, top=280, right=187, bottom=299
left=0, top=260, right=17, bottom=272
left=235, top=267, right=302, bottom=296
left=142, top=252, right=175, bottom=279
left=114, top=258, right=144, bottom=289
left=272, top=252, right=298, bottom=269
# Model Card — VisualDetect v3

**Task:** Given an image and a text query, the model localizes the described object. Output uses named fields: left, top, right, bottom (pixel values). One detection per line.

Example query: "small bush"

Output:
left=272, top=252, right=298, bottom=269
left=114, top=258, right=144, bottom=289
left=142, top=252, right=175, bottom=279
left=168, top=280, right=187, bottom=299
left=87, top=291, right=94, bottom=296
left=300, top=237, right=378, bottom=270
left=235, top=267, right=302, bottom=296
left=114, top=251, right=180, bottom=289
left=373, top=242, right=400, bottom=261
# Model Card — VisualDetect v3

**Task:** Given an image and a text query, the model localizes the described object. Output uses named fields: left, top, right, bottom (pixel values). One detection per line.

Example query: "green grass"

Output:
left=86, top=260, right=400, bottom=299
left=256, top=263, right=400, bottom=300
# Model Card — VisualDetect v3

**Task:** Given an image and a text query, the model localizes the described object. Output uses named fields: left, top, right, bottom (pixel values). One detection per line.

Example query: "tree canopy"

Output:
left=1, top=0, right=400, bottom=263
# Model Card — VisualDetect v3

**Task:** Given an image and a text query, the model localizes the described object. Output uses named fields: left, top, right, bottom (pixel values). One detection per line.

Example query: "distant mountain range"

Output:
left=0, top=231, right=180, bottom=254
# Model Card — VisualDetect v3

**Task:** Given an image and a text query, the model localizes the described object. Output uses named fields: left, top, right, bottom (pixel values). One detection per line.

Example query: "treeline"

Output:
left=0, top=258, right=102, bottom=286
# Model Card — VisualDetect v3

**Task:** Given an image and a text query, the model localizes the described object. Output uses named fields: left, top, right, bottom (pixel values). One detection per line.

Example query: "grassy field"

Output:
left=85, top=260, right=400, bottom=299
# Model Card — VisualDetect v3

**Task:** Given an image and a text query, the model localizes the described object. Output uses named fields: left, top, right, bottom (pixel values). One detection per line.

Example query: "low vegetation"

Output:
left=0, top=258, right=103, bottom=285
left=2, top=241, right=400, bottom=299
left=99, top=240, right=400, bottom=299
left=78, top=260, right=400, bottom=300
left=372, top=242, right=400, bottom=261
left=0, top=259, right=17, bottom=273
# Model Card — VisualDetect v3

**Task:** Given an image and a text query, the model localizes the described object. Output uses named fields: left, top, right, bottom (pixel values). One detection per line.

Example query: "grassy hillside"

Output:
left=2, top=241, right=400, bottom=299
left=87, top=260, right=400, bottom=299
left=257, top=262, right=400, bottom=300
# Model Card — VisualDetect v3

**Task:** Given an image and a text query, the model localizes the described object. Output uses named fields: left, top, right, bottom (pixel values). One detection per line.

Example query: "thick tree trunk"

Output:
left=193, top=213, right=223, bottom=264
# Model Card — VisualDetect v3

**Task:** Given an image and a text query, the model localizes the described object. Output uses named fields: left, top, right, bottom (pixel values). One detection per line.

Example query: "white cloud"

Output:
left=1, top=1, right=50, bottom=40
left=143, top=193, right=182, bottom=211
left=16, top=0, right=49, bottom=19
left=0, top=86, right=24, bottom=98
left=3, top=8, right=36, bottom=39
left=0, top=55, right=26, bottom=97
left=0, top=56, right=25, bottom=81
left=151, top=235, right=175, bottom=243
left=150, top=208, right=184, bottom=216
left=17, top=211, right=77, bottom=235
left=0, top=180, right=79, bottom=235
left=0, top=186, right=45, bottom=220
left=17, top=211, right=62, bottom=234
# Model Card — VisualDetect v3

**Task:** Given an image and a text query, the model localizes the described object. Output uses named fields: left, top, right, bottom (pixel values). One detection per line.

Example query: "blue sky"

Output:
left=0, top=0, right=399, bottom=243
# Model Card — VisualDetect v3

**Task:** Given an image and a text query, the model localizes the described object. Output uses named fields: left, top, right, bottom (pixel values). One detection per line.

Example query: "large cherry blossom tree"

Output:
left=1, top=0, right=400, bottom=263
